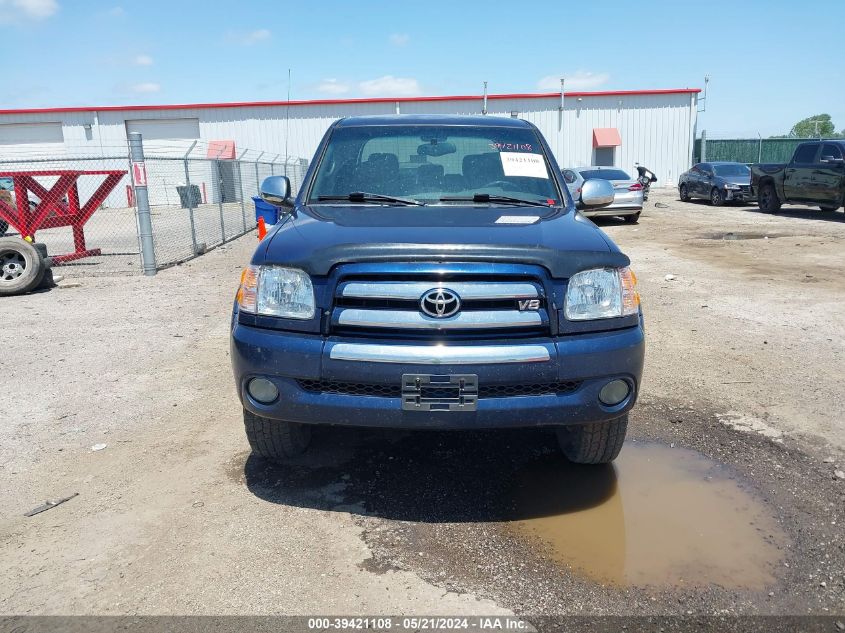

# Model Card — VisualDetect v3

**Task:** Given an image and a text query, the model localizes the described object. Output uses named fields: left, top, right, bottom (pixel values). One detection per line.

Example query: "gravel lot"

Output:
left=1, top=189, right=843, bottom=618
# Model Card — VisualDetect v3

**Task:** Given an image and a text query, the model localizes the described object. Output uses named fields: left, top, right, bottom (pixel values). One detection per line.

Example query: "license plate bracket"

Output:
left=401, top=374, right=478, bottom=412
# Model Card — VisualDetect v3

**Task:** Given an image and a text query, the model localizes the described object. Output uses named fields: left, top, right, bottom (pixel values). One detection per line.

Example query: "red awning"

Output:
left=207, top=140, right=236, bottom=159
left=592, top=128, right=622, bottom=148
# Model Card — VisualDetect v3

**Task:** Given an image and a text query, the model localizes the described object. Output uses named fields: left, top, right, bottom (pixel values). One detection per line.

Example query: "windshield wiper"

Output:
left=317, top=191, right=424, bottom=206
left=439, top=193, right=552, bottom=208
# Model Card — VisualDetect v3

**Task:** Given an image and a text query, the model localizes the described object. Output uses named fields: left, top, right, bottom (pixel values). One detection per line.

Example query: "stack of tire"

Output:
left=0, top=238, right=55, bottom=296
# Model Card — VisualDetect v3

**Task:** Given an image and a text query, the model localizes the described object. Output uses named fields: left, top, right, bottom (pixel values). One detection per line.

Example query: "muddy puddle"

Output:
left=510, top=442, right=786, bottom=589
left=700, top=231, right=796, bottom=241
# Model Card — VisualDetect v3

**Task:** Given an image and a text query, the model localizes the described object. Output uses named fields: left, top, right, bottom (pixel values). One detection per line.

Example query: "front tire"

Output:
left=556, top=415, right=628, bottom=464
left=679, top=183, right=690, bottom=201
left=243, top=409, right=312, bottom=463
left=758, top=182, right=781, bottom=213
left=710, top=187, right=725, bottom=206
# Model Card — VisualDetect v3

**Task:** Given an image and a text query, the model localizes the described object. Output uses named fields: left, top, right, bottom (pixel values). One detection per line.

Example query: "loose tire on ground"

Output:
left=243, top=408, right=312, bottom=463
left=556, top=414, right=628, bottom=464
left=758, top=182, right=781, bottom=213
left=679, top=184, right=690, bottom=201
left=710, top=187, right=725, bottom=207
left=0, top=237, right=46, bottom=296
left=624, top=212, right=640, bottom=224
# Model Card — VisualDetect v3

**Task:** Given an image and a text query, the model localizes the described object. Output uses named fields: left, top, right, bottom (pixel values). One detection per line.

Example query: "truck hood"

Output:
left=259, top=204, right=629, bottom=278
left=721, top=175, right=751, bottom=186
left=752, top=163, right=787, bottom=175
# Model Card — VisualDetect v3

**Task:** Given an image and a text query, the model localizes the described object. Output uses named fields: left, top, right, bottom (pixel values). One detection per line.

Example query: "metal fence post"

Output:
left=128, top=132, right=156, bottom=275
left=238, top=159, right=247, bottom=232
left=216, top=159, right=225, bottom=242
left=700, top=129, right=707, bottom=163
left=183, top=157, right=199, bottom=255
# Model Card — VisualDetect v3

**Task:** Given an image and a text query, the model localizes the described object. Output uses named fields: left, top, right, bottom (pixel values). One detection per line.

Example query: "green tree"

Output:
left=788, top=114, right=836, bottom=138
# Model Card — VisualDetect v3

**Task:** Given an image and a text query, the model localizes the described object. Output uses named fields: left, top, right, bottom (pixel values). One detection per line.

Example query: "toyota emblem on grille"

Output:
left=420, top=288, right=461, bottom=318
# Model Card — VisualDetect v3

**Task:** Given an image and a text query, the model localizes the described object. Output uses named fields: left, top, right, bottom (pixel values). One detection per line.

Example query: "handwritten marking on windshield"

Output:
left=490, top=142, right=533, bottom=151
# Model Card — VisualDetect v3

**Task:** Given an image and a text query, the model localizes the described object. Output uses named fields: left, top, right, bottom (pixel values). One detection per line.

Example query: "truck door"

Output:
left=815, top=143, right=845, bottom=206
left=784, top=143, right=820, bottom=201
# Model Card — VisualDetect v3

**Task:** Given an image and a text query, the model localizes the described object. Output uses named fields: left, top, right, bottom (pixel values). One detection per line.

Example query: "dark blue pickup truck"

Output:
left=231, top=115, right=644, bottom=465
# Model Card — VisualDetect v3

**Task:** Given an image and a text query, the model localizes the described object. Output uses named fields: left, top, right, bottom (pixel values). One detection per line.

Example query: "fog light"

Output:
left=247, top=377, right=278, bottom=404
left=599, top=379, right=630, bottom=406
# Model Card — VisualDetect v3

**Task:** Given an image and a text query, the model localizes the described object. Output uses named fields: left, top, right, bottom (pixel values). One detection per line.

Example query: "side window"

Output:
left=793, top=144, right=819, bottom=164
left=562, top=170, right=577, bottom=184
left=821, top=144, right=843, bottom=161
left=700, top=164, right=713, bottom=176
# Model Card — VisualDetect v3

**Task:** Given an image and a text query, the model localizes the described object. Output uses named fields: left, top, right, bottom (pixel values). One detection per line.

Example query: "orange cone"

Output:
left=257, top=216, right=267, bottom=240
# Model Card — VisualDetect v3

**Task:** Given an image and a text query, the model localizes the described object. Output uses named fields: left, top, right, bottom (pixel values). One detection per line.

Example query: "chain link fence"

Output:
left=0, top=138, right=308, bottom=276
left=693, top=136, right=843, bottom=165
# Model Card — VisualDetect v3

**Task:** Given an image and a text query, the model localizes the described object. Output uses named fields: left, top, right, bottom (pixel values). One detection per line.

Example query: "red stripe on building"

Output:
left=0, top=88, right=701, bottom=116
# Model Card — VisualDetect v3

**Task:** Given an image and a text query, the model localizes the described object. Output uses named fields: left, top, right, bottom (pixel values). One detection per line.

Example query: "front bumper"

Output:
left=724, top=188, right=756, bottom=202
left=581, top=206, right=642, bottom=217
left=231, top=321, right=645, bottom=429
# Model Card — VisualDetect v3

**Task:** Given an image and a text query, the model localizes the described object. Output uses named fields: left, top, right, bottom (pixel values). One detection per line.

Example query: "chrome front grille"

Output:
left=337, top=281, right=539, bottom=300
left=331, top=278, right=548, bottom=336
left=335, top=308, right=542, bottom=330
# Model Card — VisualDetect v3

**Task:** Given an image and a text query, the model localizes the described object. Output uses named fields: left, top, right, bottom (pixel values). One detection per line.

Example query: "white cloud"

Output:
left=538, top=70, right=610, bottom=91
left=0, top=0, right=59, bottom=22
left=229, top=28, right=271, bottom=45
left=131, top=82, right=160, bottom=94
left=389, top=33, right=409, bottom=46
left=358, top=75, right=420, bottom=97
left=317, top=78, right=350, bottom=95
left=134, top=54, right=153, bottom=66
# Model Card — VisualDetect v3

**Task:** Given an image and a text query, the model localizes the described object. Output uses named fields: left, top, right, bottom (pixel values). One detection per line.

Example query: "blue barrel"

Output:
left=252, top=196, right=279, bottom=225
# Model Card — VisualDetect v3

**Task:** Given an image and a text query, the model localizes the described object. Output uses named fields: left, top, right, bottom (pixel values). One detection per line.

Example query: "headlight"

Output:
left=564, top=267, right=639, bottom=321
left=237, top=265, right=315, bottom=319
left=724, top=184, right=741, bottom=190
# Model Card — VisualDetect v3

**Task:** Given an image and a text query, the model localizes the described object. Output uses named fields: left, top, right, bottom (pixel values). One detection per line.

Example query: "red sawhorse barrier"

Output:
left=0, top=170, right=126, bottom=264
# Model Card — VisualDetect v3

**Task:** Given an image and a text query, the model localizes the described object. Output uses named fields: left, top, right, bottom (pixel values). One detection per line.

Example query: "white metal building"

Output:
left=0, top=87, right=700, bottom=203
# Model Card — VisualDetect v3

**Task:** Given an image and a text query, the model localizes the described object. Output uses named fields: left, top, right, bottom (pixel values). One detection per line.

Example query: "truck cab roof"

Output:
left=334, top=114, right=534, bottom=128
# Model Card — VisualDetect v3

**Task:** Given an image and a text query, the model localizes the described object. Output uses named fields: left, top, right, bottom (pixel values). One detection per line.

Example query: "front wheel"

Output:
left=624, top=212, right=640, bottom=224
left=556, top=415, right=628, bottom=464
left=758, top=182, right=781, bottom=213
left=710, top=187, right=724, bottom=207
left=679, top=183, right=690, bottom=201
left=243, top=409, right=312, bottom=463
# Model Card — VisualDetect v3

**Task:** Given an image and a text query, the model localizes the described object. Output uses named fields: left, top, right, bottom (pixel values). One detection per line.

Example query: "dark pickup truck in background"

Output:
left=751, top=140, right=845, bottom=213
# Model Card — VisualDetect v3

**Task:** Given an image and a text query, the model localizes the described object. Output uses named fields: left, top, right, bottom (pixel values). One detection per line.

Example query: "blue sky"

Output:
left=1, top=0, right=843, bottom=138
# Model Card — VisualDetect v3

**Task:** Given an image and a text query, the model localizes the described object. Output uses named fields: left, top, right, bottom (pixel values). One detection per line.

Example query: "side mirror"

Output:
left=260, top=176, right=293, bottom=208
left=580, top=179, right=615, bottom=208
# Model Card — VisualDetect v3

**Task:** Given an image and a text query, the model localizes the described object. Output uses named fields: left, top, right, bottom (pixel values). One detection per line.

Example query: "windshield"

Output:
left=713, top=164, right=750, bottom=177
left=308, top=124, right=561, bottom=205
left=578, top=169, right=631, bottom=181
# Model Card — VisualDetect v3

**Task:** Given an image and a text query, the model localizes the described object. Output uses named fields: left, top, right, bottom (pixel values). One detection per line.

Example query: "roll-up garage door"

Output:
left=0, top=122, right=64, bottom=160
left=125, top=118, right=200, bottom=156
